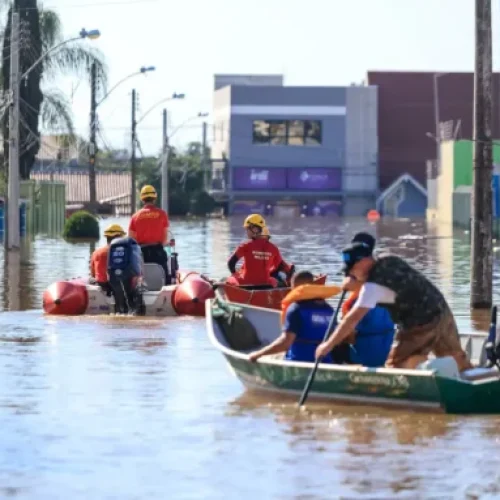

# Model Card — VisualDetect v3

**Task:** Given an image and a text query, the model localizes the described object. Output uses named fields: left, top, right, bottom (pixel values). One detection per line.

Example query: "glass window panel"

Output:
left=287, top=120, right=304, bottom=145
left=269, top=120, right=287, bottom=145
left=252, top=120, right=270, bottom=144
left=304, top=120, right=322, bottom=145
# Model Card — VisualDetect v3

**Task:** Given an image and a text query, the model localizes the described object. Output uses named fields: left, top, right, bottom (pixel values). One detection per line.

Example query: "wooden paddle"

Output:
left=298, top=290, right=347, bottom=407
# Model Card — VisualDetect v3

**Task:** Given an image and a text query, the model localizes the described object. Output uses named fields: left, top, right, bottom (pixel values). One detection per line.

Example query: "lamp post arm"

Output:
left=97, top=71, right=141, bottom=106
left=21, top=36, right=79, bottom=80
left=137, top=95, right=182, bottom=125
left=169, top=115, right=204, bottom=140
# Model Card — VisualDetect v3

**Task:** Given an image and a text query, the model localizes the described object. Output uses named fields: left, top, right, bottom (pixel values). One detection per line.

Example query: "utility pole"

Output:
left=161, top=108, right=169, bottom=212
left=471, top=0, right=493, bottom=308
left=88, top=62, right=97, bottom=212
left=201, top=121, right=208, bottom=190
left=131, top=89, right=137, bottom=214
left=7, top=11, right=20, bottom=250
left=433, top=73, right=441, bottom=170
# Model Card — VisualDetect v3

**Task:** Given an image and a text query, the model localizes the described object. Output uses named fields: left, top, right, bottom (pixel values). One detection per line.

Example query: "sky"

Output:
left=35, top=0, right=500, bottom=157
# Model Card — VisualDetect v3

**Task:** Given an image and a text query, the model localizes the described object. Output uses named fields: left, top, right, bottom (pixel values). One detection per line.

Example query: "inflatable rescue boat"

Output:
left=43, top=266, right=215, bottom=317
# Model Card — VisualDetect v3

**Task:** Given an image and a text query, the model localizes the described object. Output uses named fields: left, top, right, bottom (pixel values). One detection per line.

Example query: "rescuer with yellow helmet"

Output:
left=260, top=225, right=296, bottom=286
left=226, top=214, right=290, bottom=288
left=90, top=223, right=126, bottom=288
left=128, top=185, right=171, bottom=283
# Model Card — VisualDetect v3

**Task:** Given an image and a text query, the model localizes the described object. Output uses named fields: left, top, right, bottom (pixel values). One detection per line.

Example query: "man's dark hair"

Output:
left=142, top=197, right=156, bottom=204
left=292, top=270, right=315, bottom=288
left=351, top=232, right=375, bottom=253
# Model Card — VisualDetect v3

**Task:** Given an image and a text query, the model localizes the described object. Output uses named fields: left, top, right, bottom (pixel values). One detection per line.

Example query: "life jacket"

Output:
left=342, top=288, right=395, bottom=367
left=342, top=291, right=359, bottom=317
left=285, top=302, right=335, bottom=363
left=281, top=284, right=342, bottom=325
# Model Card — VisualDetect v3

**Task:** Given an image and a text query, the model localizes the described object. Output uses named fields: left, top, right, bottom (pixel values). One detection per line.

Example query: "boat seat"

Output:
left=212, top=298, right=262, bottom=352
left=417, top=356, right=461, bottom=379
left=461, top=367, right=500, bottom=382
left=143, top=263, right=165, bottom=292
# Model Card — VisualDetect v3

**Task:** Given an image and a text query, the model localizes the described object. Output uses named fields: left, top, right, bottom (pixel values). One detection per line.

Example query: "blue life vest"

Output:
left=285, top=303, right=333, bottom=363
left=349, top=306, right=395, bottom=367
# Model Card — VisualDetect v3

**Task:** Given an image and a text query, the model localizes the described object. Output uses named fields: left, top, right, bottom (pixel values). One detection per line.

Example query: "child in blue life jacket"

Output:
left=248, top=270, right=345, bottom=364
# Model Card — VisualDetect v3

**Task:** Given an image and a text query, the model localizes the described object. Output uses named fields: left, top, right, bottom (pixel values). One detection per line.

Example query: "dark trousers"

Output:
left=97, top=281, right=113, bottom=296
left=140, top=244, right=170, bottom=284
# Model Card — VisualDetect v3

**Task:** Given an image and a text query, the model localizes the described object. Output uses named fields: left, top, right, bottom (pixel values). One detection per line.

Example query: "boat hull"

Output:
left=206, top=299, right=500, bottom=414
left=222, top=274, right=327, bottom=310
left=43, top=271, right=215, bottom=317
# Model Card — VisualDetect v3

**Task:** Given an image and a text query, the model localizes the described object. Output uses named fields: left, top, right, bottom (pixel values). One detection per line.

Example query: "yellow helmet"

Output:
left=140, top=185, right=157, bottom=201
left=243, top=213, right=266, bottom=229
left=104, top=223, right=126, bottom=238
left=261, top=226, right=271, bottom=238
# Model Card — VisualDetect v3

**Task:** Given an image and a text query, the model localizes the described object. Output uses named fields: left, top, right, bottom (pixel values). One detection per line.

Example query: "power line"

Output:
left=11, top=0, right=159, bottom=11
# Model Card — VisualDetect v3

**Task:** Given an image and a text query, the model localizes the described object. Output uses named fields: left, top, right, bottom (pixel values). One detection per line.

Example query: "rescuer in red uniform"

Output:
left=261, top=225, right=295, bottom=286
left=90, top=223, right=126, bottom=290
left=128, top=185, right=171, bottom=284
left=226, top=214, right=292, bottom=289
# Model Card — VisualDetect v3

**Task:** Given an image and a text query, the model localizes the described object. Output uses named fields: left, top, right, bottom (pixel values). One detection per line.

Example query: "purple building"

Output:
left=209, top=74, right=379, bottom=216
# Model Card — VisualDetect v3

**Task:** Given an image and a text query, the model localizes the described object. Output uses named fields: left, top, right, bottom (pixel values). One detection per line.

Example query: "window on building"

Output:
left=305, top=120, right=322, bottom=145
left=288, top=120, right=305, bottom=145
left=269, top=120, right=287, bottom=145
left=252, top=120, right=270, bottom=144
left=252, top=119, right=322, bottom=146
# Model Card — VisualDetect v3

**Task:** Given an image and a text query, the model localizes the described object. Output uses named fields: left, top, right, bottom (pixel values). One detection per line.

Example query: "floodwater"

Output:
left=0, top=216, right=498, bottom=499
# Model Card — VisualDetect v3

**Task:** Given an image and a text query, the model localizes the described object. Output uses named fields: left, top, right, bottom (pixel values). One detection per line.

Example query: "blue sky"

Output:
left=40, top=0, right=499, bottom=156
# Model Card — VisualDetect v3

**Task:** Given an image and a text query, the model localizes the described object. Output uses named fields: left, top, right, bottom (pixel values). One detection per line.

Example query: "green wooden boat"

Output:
left=206, top=298, right=500, bottom=414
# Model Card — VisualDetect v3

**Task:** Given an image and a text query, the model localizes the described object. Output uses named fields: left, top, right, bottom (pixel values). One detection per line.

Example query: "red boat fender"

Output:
left=43, top=280, right=89, bottom=315
left=172, top=273, right=215, bottom=316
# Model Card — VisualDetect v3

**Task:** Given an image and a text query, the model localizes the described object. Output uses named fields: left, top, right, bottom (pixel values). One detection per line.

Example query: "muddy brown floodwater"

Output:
left=0, top=216, right=497, bottom=499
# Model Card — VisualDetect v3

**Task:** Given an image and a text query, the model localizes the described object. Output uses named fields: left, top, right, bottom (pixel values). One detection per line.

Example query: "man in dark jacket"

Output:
left=316, top=244, right=472, bottom=372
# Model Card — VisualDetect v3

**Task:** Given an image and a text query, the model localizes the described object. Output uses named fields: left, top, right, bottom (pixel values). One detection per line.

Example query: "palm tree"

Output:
left=1, top=0, right=107, bottom=178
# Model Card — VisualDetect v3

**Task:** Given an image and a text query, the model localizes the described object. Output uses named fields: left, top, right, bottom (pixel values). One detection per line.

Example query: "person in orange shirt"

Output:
left=226, top=215, right=285, bottom=289
left=129, top=185, right=171, bottom=284
left=261, top=226, right=295, bottom=286
left=90, top=223, right=126, bottom=291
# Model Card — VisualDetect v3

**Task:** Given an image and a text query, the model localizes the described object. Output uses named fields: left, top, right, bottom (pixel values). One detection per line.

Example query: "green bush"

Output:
left=169, top=191, right=191, bottom=216
left=63, top=210, right=100, bottom=239
left=190, top=191, right=216, bottom=216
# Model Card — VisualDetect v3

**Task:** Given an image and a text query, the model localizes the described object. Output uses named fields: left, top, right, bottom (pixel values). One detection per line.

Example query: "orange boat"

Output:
left=221, top=274, right=327, bottom=310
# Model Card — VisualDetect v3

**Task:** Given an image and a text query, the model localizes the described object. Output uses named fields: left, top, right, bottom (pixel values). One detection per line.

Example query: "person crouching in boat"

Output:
left=248, top=271, right=344, bottom=363
left=315, top=243, right=473, bottom=372
left=128, top=185, right=171, bottom=284
left=261, top=226, right=295, bottom=287
left=226, top=214, right=284, bottom=289
left=90, top=224, right=126, bottom=292
left=339, top=231, right=395, bottom=367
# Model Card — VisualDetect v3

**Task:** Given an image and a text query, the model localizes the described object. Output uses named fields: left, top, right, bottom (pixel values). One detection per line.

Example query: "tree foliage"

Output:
left=1, top=1, right=107, bottom=178
left=136, top=141, right=217, bottom=216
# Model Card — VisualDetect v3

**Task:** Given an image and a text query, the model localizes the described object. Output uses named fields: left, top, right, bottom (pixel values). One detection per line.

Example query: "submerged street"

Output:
left=0, top=216, right=497, bottom=498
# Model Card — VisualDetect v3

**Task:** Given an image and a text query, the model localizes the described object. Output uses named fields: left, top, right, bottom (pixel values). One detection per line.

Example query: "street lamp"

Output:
left=130, top=92, right=185, bottom=212
left=7, top=19, right=101, bottom=250
left=95, top=66, right=155, bottom=107
left=21, top=28, right=100, bottom=81
left=136, top=92, right=185, bottom=125
left=88, top=65, right=156, bottom=212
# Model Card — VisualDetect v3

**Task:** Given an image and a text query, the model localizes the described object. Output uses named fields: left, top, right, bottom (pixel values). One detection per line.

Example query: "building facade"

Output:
left=210, top=75, right=378, bottom=216
left=367, top=71, right=500, bottom=191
